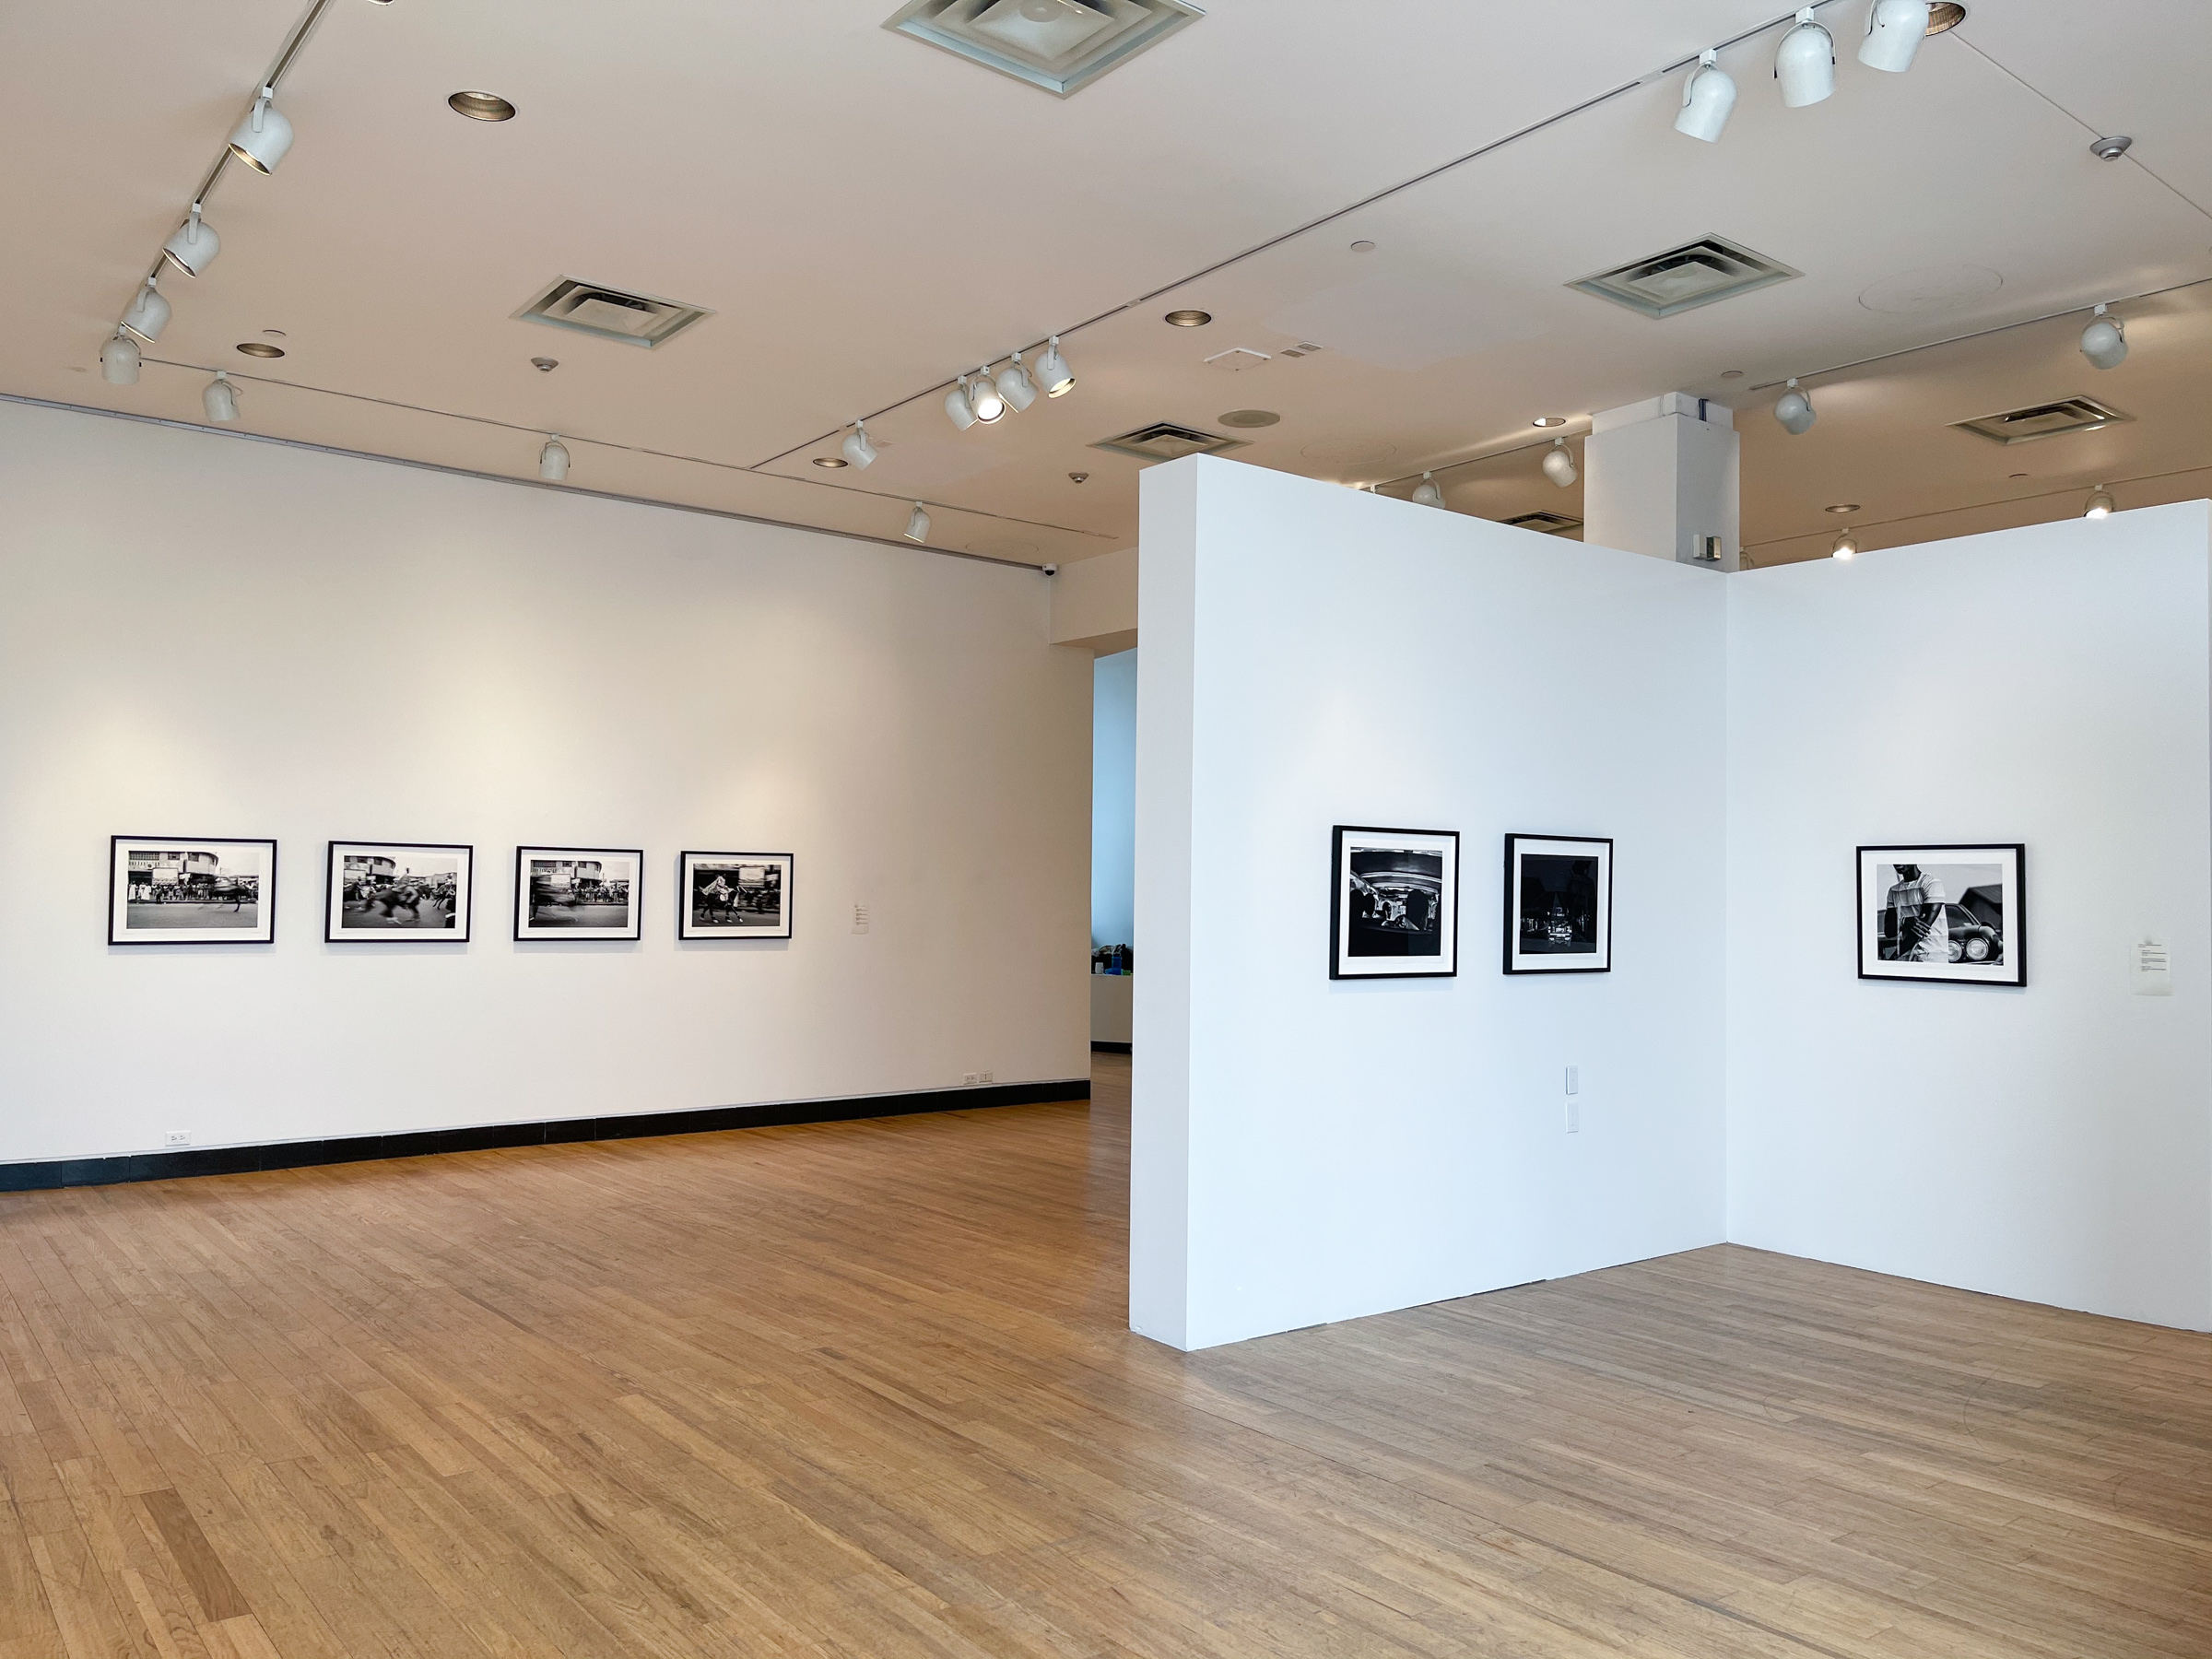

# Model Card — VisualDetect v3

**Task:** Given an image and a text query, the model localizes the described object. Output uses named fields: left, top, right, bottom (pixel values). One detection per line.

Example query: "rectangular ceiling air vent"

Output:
left=1505, top=511, right=1583, bottom=535
left=1092, top=421, right=1246, bottom=463
left=1568, top=236, right=1800, bottom=319
left=886, top=0, right=1204, bottom=97
left=513, top=277, right=713, bottom=349
left=1952, top=396, right=2133, bottom=445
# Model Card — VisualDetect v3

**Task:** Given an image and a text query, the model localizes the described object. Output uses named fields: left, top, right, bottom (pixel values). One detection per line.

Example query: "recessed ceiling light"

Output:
left=1218, top=409, right=1280, bottom=428
left=1926, top=3, right=1967, bottom=33
left=532, top=357, right=559, bottom=372
left=2009, top=472, right=2029, bottom=479
left=1720, top=369, right=1745, bottom=380
left=1069, top=472, right=1089, bottom=483
left=1531, top=416, right=1567, bottom=428
left=1165, top=309, right=1212, bottom=328
left=812, top=456, right=849, bottom=468
left=1825, top=503, right=1860, bottom=514
left=235, top=341, right=285, bottom=359
left=1350, top=240, right=1377, bottom=253
left=262, top=328, right=287, bottom=339
left=448, top=90, right=517, bottom=122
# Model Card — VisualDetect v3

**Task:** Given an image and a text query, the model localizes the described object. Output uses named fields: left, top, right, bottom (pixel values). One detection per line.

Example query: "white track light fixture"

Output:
left=160, top=204, right=221, bottom=276
left=968, top=369, right=1007, bottom=425
left=996, top=350, right=1040, bottom=413
left=100, top=332, right=141, bottom=385
left=538, top=437, right=571, bottom=482
left=841, top=422, right=877, bottom=469
left=1831, top=529, right=1858, bottom=559
left=1035, top=335, right=1075, bottom=398
left=2084, top=487, right=2115, bottom=519
left=1542, top=438, right=1578, bottom=487
left=905, top=502, right=931, bottom=543
left=1859, top=0, right=1931, bottom=74
left=2080, top=303, right=2128, bottom=371
left=1775, top=9, right=1836, bottom=106
left=1675, top=49, right=1736, bottom=143
left=202, top=371, right=240, bottom=423
left=945, top=376, right=977, bottom=431
left=121, top=279, right=170, bottom=344
left=228, top=87, right=295, bottom=173
left=1774, top=378, right=1818, bottom=435
left=1411, top=472, right=1444, bottom=508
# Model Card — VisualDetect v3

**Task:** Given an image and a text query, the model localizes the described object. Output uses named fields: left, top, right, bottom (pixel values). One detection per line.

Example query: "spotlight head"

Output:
left=1036, top=335, right=1075, bottom=398
left=905, top=503, right=931, bottom=544
left=996, top=352, right=1040, bottom=413
left=100, top=333, right=141, bottom=385
left=538, top=437, right=570, bottom=482
left=2084, top=487, right=2115, bottom=519
left=2080, top=304, right=2128, bottom=371
left=841, top=422, right=878, bottom=469
left=1774, top=378, right=1818, bottom=436
left=1411, top=472, right=1444, bottom=508
left=1859, top=0, right=1930, bottom=74
left=945, top=376, right=977, bottom=431
left=1831, top=530, right=1858, bottom=559
left=1675, top=49, right=1736, bottom=144
left=1541, top=437, right=1578, bottom=488
left=227, top=88, right=295, bottom=173
left=968, top=369, right=1007, bottom=424
left=202, top=371, right=239, bottom=424
left=160, top=205, right=220, bottom=276
left=120, top=280, right=170, bottom=344
left=1775, top=9, right=1836, bottom=107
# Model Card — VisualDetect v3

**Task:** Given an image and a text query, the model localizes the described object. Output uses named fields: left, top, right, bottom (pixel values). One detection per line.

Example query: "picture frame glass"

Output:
left=1858, top=845, right=2024, bottom=985
left=680, top=853, right=793, bottom=940
left=1505, top=836, right=1613, bottom=974
left=1332, top=827, right=1459, bottom=979
left=326, top=843, right=472, bottom=941
left=109, top=837, right=276, bottom=946
left=515, top=848, right=641, bottom=940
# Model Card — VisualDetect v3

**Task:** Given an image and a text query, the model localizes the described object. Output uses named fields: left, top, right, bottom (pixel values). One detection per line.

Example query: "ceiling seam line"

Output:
left=0, top=394, right=1052, bottom=571
left=1741, top=465, right=2212, bottom=548
left=745, top=4, right=1853, bottom=471
left=134, top=359, right=1110, bottom=540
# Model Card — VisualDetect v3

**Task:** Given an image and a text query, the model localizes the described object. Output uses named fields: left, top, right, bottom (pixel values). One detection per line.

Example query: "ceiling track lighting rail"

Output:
left=1739, top=464, right=2205, bottom=556
left=1371, top=427, right=1593, bottom=493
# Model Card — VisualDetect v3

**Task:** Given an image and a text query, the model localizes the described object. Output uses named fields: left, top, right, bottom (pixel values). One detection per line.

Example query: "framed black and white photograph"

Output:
left=513, top=846, right=642, bottom=941
left=325, top=842, right=472, bottom=942
left=678, top=852, right=794, bottom=941
left=1504, top=834, right=1612, bottom=975
left=1330, top=826, right=1459, bottom=979
left=1858, top=844, right=2025, bottom=987
left=108, top=836, right=276, bottom=946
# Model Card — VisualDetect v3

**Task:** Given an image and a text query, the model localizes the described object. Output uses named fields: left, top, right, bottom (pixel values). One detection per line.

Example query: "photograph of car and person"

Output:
left=1876, top=861, right=2006, bottom=966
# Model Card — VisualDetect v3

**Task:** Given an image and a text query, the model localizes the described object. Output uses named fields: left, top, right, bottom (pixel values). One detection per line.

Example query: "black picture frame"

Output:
left=108, top=835, right=277, bottom=947
left=677, top=851, right=794, bottom=941
left=1329, top=825, right=1460, bottom=980
left=1856, top=843, right=2026, bottom=987
left=513, top=846, right=644, bottom=942
left=324, top=841, right=474, bottom=943
left=1503, top=834, right=1614, bottom=975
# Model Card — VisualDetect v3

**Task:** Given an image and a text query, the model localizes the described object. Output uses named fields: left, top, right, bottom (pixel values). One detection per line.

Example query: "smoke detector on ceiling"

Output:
left=1092, top=421, right=1246, bottom=462
left=1569, top=236, right=1800, bottom=320
left=885, top=0, right=1205, bottom=97
left=513, top=277, right=713, bottom=349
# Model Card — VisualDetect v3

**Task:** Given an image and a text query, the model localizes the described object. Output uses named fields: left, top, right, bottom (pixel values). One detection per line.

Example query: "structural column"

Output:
left=1582, top=393, right=1742, bottom=571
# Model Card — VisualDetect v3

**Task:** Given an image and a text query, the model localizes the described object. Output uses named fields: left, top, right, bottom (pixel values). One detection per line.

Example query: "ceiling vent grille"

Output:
left=1505, top=511, right=1583, bottom=535
left=885, top=0, right=1204, bottom=97
left=513, top=277, right=713, bottom=349
left=1568, top=236, right=1800, bottom=319
left=1952, top=395, right=2132, bottom=445
left=1092, top=421, right=1246, bottom=462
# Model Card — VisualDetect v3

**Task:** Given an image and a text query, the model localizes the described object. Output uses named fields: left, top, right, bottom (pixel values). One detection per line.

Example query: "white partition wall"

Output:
left=1728, top=501, right=2212, bottom=1331
left=1134, top=457, right=1730, bottom=1351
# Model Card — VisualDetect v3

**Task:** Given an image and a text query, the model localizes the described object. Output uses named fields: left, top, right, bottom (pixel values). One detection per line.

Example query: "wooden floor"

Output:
left=1, top=1056, right=2206, bottom=1659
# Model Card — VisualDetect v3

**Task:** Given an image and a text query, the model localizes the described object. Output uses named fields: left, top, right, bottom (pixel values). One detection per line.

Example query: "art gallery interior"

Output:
left=0, top=4, right=2206, bottom=1656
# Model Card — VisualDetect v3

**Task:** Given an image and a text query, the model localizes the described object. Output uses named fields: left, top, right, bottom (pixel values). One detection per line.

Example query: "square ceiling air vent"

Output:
left=1952, top=396, right=2132, bottom=445
left=1092, top=421, right=1246, bottom=463
left=885, top=0, right=1204, bottom=97
left=1569, top=236, right=1800, bottom=319
left=513, top=277, right=713, bottom=349
left=1505, top=511, right=1583, bottom=535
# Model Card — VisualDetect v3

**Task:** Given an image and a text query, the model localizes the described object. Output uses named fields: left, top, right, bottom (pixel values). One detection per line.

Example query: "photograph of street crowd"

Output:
left=679, top=852, right=794, bottom=940
left=326, top=842, right=472, bottom=941
left=109, top=836, right=276, bottom=945
left=1331, top=826, right=1460, bottom=979
left=514, top=847, right=642, bottom=940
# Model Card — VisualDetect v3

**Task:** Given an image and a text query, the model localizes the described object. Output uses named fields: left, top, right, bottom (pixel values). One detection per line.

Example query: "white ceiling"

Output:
left=3, top=1, right=2206, bottom=565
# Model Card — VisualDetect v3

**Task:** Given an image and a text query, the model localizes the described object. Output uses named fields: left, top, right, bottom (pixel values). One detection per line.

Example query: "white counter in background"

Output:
left=1090, top=974, right=1133, bottom=1046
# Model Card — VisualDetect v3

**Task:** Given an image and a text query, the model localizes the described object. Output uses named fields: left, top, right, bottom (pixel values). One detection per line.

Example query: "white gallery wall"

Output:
left=0, top=401, right=1091, bottom=1167
left=1134, top=457, right=1730, bottom=1351
left=1728, top=501, right=2212, bottom=1331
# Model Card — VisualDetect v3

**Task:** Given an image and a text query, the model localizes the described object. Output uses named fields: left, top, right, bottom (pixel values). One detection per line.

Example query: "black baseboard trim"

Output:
left=1090, top=1041, right=1132, bottom=1053
left=0, top=1078, right=1093, bottom=1195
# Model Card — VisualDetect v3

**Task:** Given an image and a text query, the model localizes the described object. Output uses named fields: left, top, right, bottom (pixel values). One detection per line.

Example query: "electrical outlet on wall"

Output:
left=980, top=1070, right=994, bottom=1084
left=164, top=1130, right=191, bottom=1147
left=1564, top=1100, right=1582, bottom=1135
left=963, top=1072, right=980, bottom=1086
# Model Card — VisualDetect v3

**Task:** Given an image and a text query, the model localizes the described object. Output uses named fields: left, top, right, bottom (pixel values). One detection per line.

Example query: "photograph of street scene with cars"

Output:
left=515, top=848, right=640, bottom=939
left=1858, top=845, right=2023, bottom=986
left=109, top=837, right=275, bottom=945
left=1504, top=835, right=1612, bottom=974
left=327, top=843, right=470, bottom=940
left=680, top=853, right=792, bottom=940
left=1332, top=826, right=1459, bottom=978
